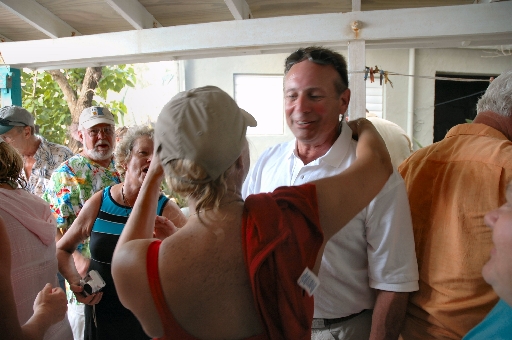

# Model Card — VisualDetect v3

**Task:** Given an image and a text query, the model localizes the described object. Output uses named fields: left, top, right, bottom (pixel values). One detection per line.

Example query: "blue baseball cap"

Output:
left=0, top=106, right=35, bottom=135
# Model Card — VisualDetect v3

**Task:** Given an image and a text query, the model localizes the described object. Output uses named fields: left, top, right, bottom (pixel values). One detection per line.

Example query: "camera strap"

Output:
left=93, top=305, right=98, bottom=328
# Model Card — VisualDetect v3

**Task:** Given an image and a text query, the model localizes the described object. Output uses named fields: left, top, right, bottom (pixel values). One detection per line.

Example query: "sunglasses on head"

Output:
left=285, top=48, right=341, bottom=69
left=285, top=48, right=349, bottom=87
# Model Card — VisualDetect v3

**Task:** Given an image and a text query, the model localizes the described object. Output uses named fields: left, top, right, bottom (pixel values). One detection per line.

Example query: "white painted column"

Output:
left=352, top=0, right=361, bottom=11
left=407, top=48, right=415, bottom=141
left=177, top=60, right=186, bottom=91
left=348, top=40, right=366, bottom=119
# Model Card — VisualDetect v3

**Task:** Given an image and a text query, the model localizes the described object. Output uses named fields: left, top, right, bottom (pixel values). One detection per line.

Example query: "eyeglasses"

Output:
left=285, top=48, right=349, bottom=88
left=86, top=126, right=114, bottom=137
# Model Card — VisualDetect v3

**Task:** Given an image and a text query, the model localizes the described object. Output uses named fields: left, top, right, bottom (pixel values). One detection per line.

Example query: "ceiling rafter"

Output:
left=352, top=0, right=361, bottom=11
left=0, top=0, right=81, bottom=39
left=0, top=33, right=12, bottom=42
left=104, top=0, right=162, bottom=30
left=224, top=0, right=252, bottom=20
left=1, top=2, right=510, bottom=70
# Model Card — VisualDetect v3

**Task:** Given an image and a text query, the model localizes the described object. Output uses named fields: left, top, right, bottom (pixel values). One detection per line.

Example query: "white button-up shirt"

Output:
left=243, top=120, right=419, bottom=318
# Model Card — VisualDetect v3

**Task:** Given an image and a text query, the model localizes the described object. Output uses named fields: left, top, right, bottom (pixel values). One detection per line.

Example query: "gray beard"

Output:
left=83, top=141, right=113, bottom=161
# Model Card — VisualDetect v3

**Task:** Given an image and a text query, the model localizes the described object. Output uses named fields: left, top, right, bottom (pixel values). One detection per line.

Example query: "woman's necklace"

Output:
left=121, top=182, right=132, bottom=217
left=121, top=184, right=132, bottom=207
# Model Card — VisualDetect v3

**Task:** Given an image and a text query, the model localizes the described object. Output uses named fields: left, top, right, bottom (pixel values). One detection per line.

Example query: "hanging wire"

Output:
left=351, top=69, right=492, bottom=82
left=434, top=90, right=486, bottom=107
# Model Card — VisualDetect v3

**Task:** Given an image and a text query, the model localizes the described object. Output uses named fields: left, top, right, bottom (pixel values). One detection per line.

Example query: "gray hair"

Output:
left=114, top=125, right=154, bottom=178
left=476, top=69, right=512, bottom=117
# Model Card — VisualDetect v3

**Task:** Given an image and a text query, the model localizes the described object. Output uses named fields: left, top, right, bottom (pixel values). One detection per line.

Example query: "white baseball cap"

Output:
left=79, top=106, right=115, bottom=129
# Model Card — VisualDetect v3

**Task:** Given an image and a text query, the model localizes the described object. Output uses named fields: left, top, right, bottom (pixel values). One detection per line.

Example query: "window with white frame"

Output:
left=234, top=74, right=383, bottom=129
left=366, top=80, right=383, bottom=118
left=234, top=74, right=284, bottom=135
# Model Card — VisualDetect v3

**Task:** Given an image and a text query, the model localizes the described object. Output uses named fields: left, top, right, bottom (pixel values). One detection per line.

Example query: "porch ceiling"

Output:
left=0, top=0, right=510, bottom=69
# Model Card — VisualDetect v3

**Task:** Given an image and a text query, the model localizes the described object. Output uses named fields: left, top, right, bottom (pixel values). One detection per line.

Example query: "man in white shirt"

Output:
left=242, top=46, right=419, bottom=339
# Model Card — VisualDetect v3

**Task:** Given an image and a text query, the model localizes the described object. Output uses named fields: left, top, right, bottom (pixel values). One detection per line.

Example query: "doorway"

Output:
left=433, top=73, right=496, bottom=142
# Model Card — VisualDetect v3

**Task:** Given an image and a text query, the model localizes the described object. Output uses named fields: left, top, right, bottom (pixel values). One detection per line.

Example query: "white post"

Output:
left=348, top=40, right=366, bottom=119
left=407, top=48, right=415, bottom=141
left=177, top=60, right=186, bottom=92
left=352, top=0, right=361, bottom=12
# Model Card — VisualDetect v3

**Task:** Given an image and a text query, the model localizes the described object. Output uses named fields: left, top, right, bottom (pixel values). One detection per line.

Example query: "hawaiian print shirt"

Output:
left=22, top=135, right=74, bottom=197
left=42, top=154, right=121, bottom=305
left=43, top=154, right=121, bottom=229
left=42, top=154, right=121, bottom=254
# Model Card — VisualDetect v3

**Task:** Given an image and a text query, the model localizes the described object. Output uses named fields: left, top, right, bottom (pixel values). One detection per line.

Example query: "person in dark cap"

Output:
left=111, top=85, right=393, bottom=339
left=0, top=105, right=73, bottom=197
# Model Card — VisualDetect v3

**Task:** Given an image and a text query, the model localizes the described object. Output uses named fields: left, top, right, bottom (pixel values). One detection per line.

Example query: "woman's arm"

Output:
left=113, top=157, right=164, bottom=257
left=56, top=191, right=103, bottom=305
left=112, top=158, right=166, bottom=337
left=0, top=217, right=67, bottom=340
left=153, top=200, right=187, bottom=239
left=162, top=200, right=187, bottom=229
left=313, top=118, right=393, bottom=241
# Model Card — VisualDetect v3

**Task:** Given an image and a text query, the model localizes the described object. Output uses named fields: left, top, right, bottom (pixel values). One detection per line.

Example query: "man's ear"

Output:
left=77, top=129, right=85, bottom=143
left=339, top=88, right=351, bottom=115
left=22, top=126, right=32, bottom=139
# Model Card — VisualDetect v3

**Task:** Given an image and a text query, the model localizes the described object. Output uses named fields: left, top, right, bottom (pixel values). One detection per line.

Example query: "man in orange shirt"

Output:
left=399, top=69, right=512, bottom=339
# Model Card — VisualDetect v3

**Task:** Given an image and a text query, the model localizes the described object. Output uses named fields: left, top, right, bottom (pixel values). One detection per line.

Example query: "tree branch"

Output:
left=74, top=67, right=103, bottom=122
left=47, top=69, right=77, bottom=114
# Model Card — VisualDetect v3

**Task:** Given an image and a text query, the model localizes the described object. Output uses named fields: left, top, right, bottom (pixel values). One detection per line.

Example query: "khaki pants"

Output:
left=311, top=309, right=373, bottom=340
left=67, top=303, right=85, bottom=340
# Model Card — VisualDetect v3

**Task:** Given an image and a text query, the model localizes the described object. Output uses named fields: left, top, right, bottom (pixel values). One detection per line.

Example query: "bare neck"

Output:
left=187, top=177, right=244, bottom=218
left=473, top=111, right=512, bottom=141
left=20, top=135, right=41, bottom=158
left=296, top=126, right=340, bottom=165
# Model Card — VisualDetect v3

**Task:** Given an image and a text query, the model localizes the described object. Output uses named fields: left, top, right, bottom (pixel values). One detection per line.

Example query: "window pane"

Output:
left=366, top=81, right=383, bottom=118
left=234, top=74, right=284, bottom=135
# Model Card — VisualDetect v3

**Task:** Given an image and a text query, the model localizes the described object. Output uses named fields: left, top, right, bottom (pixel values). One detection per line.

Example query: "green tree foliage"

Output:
left=21, top=65, right=135, bottom=145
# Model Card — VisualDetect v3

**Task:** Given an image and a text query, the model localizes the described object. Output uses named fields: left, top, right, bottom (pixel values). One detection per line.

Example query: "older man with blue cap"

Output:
left=0, top=105, right=73, bottom=197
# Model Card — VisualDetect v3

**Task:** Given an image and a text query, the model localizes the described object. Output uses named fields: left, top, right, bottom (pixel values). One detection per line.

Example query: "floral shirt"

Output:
left=23, top=135, right=74, bottom=197
left=43, top=154, right=121, bottom=305
left=42, top=154, right=121, bottom=253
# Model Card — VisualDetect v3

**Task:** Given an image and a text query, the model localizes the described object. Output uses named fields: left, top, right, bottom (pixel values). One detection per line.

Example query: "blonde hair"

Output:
left=0, top=141, right=27, bottom=189
left=164, top=159, right=235, bottom=216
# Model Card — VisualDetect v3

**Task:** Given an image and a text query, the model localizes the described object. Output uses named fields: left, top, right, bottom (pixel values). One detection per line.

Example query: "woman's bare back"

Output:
left=158, top=203, right=263, bottom=339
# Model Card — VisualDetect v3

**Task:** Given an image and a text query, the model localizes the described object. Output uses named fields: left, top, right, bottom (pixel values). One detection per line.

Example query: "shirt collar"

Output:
left=446, top=123, right=509, bottom=141
left=289, top=120, right=352, bottom=168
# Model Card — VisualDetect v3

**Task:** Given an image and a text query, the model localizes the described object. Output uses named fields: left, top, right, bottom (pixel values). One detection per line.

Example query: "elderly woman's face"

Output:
left=125, top=136, right=153, bottom=184
left=482, top=184, right=512, bottom=306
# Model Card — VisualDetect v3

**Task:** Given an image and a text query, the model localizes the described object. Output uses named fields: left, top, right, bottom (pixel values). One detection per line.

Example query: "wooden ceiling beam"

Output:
left=0, top=0, right=80, bottom=38
left=0, top=33, right=12, bottom=42
left=105, top=0, right=162, bottom=30
left=224, top=0, right=253, bottom=20
left=352, top=0, right=361, bottom=11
